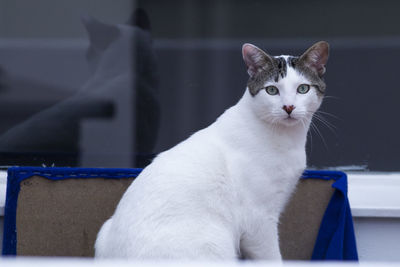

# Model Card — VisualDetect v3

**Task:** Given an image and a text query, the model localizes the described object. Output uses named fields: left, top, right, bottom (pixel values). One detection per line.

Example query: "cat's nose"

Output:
left=282, top=105, right=295, bottom=115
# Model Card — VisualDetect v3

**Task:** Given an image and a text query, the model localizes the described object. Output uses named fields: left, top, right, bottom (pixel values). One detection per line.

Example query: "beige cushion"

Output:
left=16, top=176, right=133, bottom=256
left=15, top=174, right=333, bottom=258
left=279, top=178, right=334, bottom=260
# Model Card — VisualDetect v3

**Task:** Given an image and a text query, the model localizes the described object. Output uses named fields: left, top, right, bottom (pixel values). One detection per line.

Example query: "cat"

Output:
left=95, top=41, right=329, bottom=260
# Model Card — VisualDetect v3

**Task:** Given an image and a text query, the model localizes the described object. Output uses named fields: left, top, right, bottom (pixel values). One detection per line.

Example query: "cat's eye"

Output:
left=265, top=86, right=279, bottom=95
left=297, top=84, right=310, bottom=94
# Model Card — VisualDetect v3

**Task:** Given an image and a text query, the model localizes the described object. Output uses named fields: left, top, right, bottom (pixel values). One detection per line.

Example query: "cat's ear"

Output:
left=242, top=44, right=273, bottom=77
left=81, top=15, right=120, bottom=51
left=299, top=41, right=329, bottom=77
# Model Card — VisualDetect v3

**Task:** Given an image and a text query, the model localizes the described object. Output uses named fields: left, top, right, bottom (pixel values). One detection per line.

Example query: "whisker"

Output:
left=304, top=115, right=329, bottom=151
left=304, top=118, right=314, bottom=151
left=300, top=117, right=314, bottom=151
left=311, top=120, right=329, bottom=151
left=313, top=113, right=336, bottom=128
left=323, top=95, right=340, bottom=101
left=312, top=113, right=337, bottom=135
left=316, top=110, right=341, bottom=120
left=306, top=110, right=338, bottom=137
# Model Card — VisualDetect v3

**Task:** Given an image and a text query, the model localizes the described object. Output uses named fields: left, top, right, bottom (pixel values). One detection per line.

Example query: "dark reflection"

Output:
left=0, top=67, right=5, bottom=93
left=0, top=9, right=160, bottom=168
left=3, top=1, right=400, bottom=171
left=129, top=9, right=160, bottom=167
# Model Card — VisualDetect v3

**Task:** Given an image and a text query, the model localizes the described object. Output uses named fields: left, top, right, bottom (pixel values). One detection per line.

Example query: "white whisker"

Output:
left=323, top=95, right=340, bottom=101
left=305, top=115, right=329, bottom=151
left=305, top=110, right=338, bottom=137
left=312, top=121, right=329, bottom=150
left=316, top=110, right=340, bottom=120
left=312, top=113, right=337, bottom=135
left=302, top=117, right=314, bottom=151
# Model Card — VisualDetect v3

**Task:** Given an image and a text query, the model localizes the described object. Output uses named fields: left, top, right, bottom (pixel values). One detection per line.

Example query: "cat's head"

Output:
left=242, top=41, right=329, bottom=127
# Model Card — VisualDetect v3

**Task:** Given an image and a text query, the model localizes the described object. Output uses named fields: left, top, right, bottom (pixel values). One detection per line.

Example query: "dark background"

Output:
left=1, top=0, right=400, bottom=171
left=140, top=0, right=400, bottom=171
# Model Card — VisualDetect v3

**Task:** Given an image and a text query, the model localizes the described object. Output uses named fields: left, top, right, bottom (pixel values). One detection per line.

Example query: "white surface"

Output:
left=0, top=171, right=7, bottom=216
left=354, top=217, right=400, bottom=262
left=0, top=170, right=7, bottom=253
left=347, top=173, right=400, bottom=218
left=0, top=258, right=389, bottom=267
left=339, top=172, right=400, bottom=261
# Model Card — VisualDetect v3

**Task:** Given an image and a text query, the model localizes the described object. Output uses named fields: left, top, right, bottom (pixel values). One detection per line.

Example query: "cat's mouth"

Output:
left=285, top=115, right=297, bottom=121
left=282, top=115, right=300, bottom=126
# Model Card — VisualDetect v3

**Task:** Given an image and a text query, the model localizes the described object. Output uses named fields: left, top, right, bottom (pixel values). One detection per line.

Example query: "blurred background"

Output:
left=0, top=0, right=400, bottom=171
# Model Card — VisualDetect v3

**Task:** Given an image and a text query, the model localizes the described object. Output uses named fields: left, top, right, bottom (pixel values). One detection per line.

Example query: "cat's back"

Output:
left=120, top=125, right=229, bottom=208
left=95, top=125, right=239, bottom=258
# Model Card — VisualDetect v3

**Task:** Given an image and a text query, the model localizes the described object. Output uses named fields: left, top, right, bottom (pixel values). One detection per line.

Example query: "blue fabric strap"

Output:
left=302, top=170, right=358, bottom=261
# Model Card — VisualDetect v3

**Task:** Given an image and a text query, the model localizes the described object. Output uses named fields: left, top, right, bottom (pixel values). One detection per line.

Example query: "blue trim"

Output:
left=302, top=170, right=347, bottom=181
left=303, top=170, right=358, bottom=261
left=2, top=167, right=142, bottom=256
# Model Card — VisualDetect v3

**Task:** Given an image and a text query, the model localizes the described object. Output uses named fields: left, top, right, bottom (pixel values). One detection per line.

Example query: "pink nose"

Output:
left=283, top=105, right=295, bottom=115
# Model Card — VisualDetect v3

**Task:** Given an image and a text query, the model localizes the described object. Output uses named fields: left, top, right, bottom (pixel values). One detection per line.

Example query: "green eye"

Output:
left=297, top=84, right=310, bottom=94
left=265, top=86, right=279, bottom=95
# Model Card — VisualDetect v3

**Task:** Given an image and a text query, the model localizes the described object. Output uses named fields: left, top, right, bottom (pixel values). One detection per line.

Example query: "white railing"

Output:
left=0, top=258, right=386, bottom=267
left=348, top=173, right=400, bottom=218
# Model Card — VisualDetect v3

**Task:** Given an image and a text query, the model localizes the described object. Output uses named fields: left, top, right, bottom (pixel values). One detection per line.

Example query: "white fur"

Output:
left=95, top=62, right=323, bottom=260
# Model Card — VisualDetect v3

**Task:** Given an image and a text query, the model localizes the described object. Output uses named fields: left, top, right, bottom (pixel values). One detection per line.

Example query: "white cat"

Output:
left=95, top=41, right=329, bottom=260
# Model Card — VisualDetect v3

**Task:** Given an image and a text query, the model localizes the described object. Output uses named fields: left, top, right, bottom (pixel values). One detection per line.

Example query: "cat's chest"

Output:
left=229, top=144, right=306, bottom=216
left=245, top=147, right=305, bottom=188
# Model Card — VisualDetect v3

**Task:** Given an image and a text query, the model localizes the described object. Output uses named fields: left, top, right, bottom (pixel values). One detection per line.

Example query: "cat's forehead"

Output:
left=273, top=55, right=300, bottom=80
left=264, top=56, right=307, bottom=87
left=247, top=55, right=325, bottom=95
left=247, top=55, right=303, bottom=87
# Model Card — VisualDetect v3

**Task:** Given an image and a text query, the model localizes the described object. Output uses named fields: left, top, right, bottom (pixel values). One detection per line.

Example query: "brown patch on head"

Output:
left=247, top=64, right=280, bottom=96
left=247, top=57, right=290, bottom=95
left=242, top=43, right=289, bottom=95
left=242, top=44, right=274, bottom=95
left=242, top=42, right=329, bottom=96
left=288, top=56, right=326, bottom=95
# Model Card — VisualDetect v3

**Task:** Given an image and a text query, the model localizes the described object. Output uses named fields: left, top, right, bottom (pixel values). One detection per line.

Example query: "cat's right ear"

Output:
left=81, top=15, right=120, bottom=51
left=242, top=44, right=273, bottom=77
left=299, top=41, right=329, bottom=77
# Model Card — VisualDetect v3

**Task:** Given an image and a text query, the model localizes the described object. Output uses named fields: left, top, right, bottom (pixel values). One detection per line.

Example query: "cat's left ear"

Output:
left=299, top=41, right=329, bottom=77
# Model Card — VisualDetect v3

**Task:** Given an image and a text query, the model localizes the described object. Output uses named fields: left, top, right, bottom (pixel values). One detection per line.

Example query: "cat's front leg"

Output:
left=240, top=220, right=282, bottom=260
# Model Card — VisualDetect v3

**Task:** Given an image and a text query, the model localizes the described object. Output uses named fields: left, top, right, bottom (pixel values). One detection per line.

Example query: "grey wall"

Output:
left=139, top=0, right=400, bottom=39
